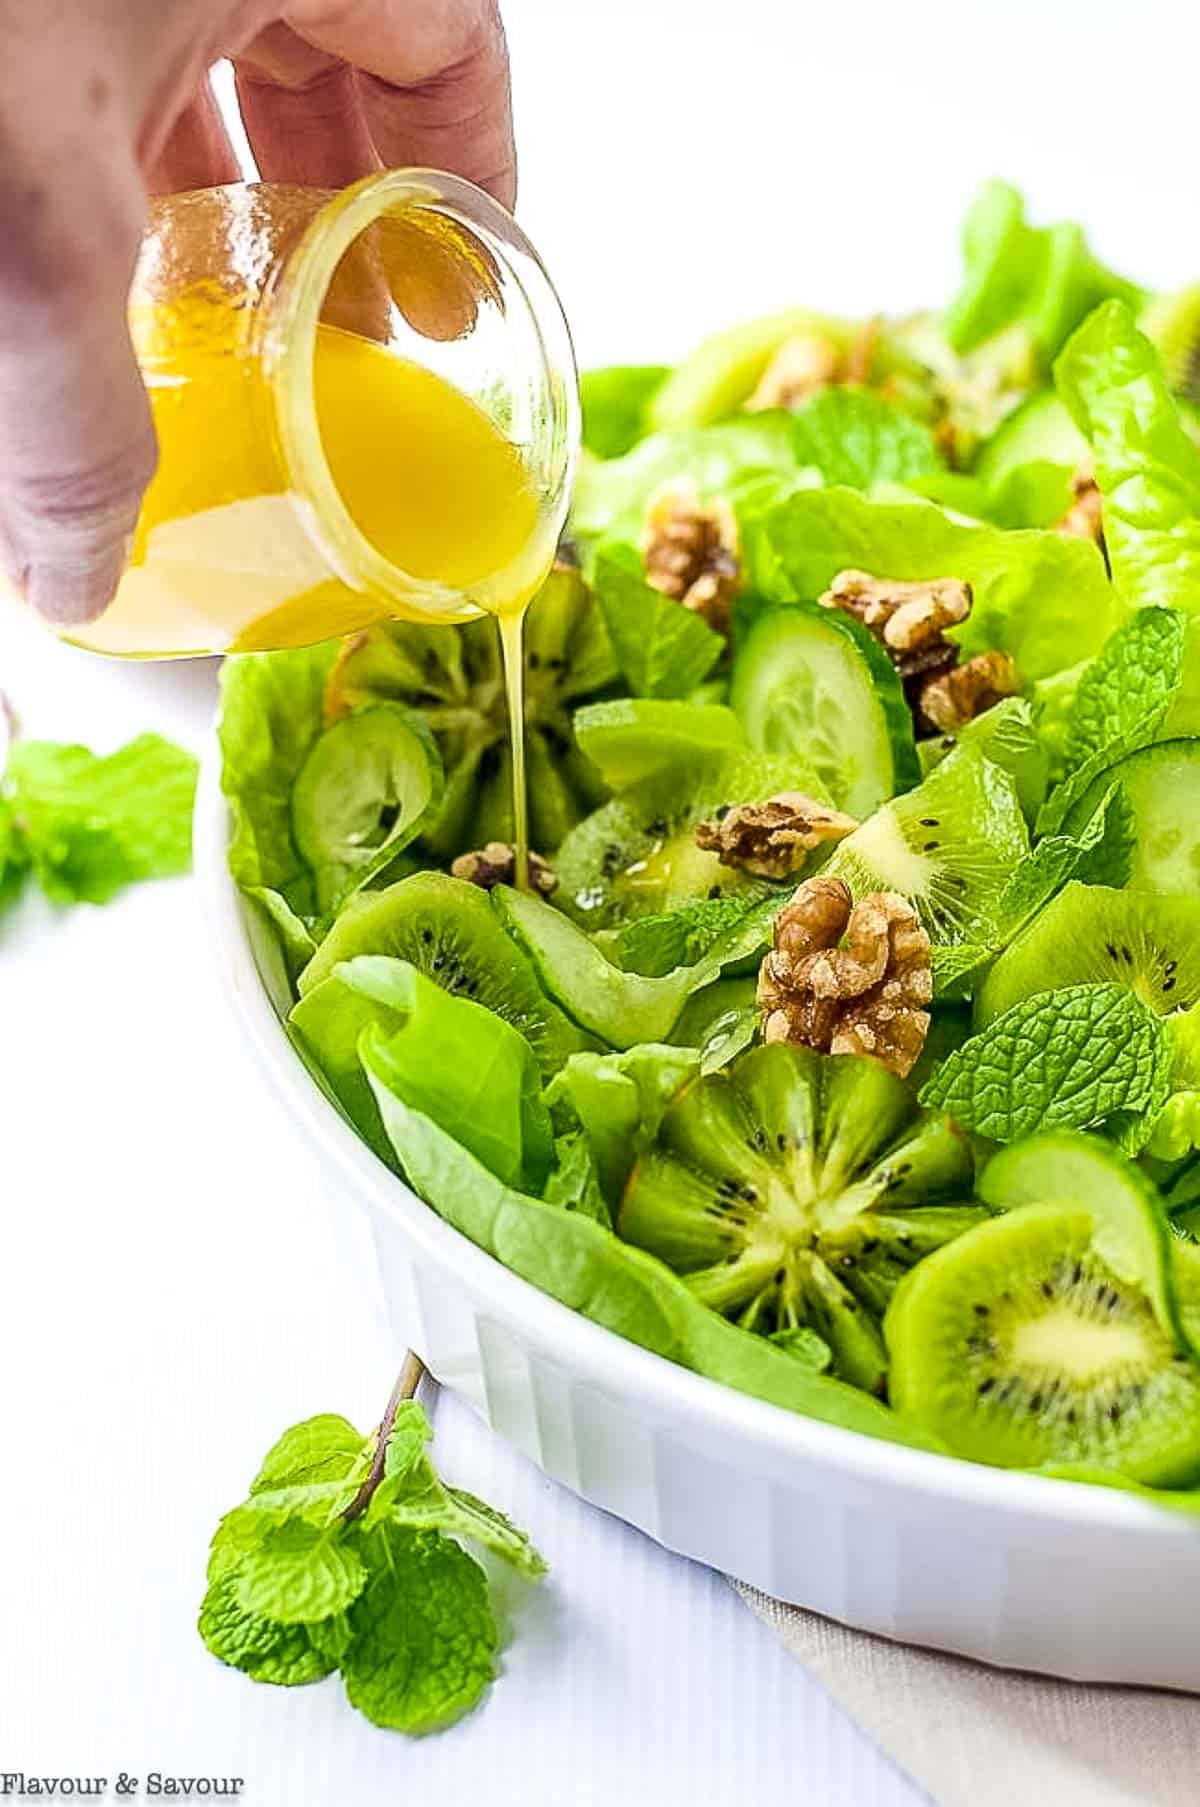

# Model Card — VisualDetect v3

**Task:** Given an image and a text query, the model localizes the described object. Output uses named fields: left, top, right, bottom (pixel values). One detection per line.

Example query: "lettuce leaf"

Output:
left=944, top=181, right=1142, bottom=362
left=571, top=415, right=805, bottom=547
left=219, top=644, right=337, bottom=916
left=348, top=959, right=553, bottom=1192
left=581, top=365, right=671, bottom=459
left=369, top=1088, right=944, bottom=1451
left=1056, top=299, right=1200, bottom=612
left=545, top=1044, right=699, bottom=1202
left=762, top=488, right=1120, bottom=678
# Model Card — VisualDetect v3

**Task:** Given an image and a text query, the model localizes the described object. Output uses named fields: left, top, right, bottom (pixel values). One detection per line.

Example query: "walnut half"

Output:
left=695, top=793, right=858, bottom=880
left=919, top=650, right=1019, bottom=734
left=642, top=479, right=741, bottom=635
left=757, top=875, right=932, bottom=1078
left=451, top=842, right=557, bottom=897
left=819, top=570, right=973, bottom=652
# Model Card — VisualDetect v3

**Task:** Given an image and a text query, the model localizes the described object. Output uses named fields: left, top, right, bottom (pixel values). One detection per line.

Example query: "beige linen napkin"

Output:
left=735, top=1583, right=1198, bottom=1807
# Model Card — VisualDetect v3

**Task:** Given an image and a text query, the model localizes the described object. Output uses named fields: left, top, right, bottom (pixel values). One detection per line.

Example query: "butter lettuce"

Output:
left=369, top=1087, right=944, bottom=1452
left=581, top=365, right=671, bottom=458
left=1056, top=300, right=1200, bottom=612
left=944, top=182, right=1142, bottom=363
left=761, top=488, right=1120, bottom=678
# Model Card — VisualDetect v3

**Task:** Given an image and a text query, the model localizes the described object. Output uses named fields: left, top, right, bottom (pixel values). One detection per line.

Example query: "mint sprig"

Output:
left=199, top=1356, right=545, bottom=1734
left=1, top=729, right=197, bottom=908
left=1038, top=608, right=1191, bottom=833
left=920, top=984, right=1173, bottom=1145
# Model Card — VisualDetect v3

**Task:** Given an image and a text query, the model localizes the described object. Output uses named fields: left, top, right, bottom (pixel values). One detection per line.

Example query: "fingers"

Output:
left=233, top=25, right=378, bottom=187
left=0, top=155, right=155, bottom=625
left=288, top=0, right=516, bottom=206
left=145, top=82, right=241, bottom=195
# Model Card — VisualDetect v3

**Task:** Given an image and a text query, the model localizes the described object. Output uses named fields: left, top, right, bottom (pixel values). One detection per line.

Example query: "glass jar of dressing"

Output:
left=48, top=172, right=578, bottom=658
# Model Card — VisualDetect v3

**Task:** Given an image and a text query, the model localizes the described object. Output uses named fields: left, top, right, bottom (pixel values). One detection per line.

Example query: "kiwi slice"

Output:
left=915, top=697, right=1049, bottom=822
left=323, top=561, right=615, bottom=858
left=295, top=871, right=591, bottom=1075
left=825, top=745, right=1029, bottom=944
left=618, top=1044, right=981, bottom=1393
left=1141, top=286, right=1200, bottom=406
left=886, top=1134, right=1200, bottom=1483
left=554, top=749, right=827, bottom=930
left=975, top=882, right=1200, bottom=1027
left=1065, top=741, right=1200, bottom=896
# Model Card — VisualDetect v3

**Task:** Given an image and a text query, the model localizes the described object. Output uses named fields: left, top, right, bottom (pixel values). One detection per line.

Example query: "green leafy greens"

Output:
left=200, top=1371, right=544, bottom=1735
left=1, top=731, right=197, bottom=907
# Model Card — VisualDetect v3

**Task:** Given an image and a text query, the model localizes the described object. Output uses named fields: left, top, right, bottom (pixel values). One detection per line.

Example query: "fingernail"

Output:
left=27, top=542, right=128, bottom=626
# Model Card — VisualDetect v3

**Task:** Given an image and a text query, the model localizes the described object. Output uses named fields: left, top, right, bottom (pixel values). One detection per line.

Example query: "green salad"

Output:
left=219, top=181, right=1200, bottom=1505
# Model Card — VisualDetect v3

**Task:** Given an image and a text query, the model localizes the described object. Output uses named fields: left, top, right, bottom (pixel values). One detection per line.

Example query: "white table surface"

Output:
left=1, top=4, right=1191, bottom=1801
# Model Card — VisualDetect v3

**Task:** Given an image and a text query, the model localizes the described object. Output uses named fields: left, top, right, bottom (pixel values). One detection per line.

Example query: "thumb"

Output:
left=0, top=156, right=155, bottom=626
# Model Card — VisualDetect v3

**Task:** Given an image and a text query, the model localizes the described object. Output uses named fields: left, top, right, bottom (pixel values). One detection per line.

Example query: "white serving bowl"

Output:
left=195, top=749, right=1200, bottom=1691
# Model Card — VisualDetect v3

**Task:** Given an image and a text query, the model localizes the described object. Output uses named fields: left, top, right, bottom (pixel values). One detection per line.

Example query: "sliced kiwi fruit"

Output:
left=1064, top=741, right=1200, bottom=897
left=295, top=871, right=592, bottom=1075
left=886, top=1132, right=1200, bottom=1483
left=618, top=1043, right=980, bottom=1393
left=975, top=883, right=1200, bottom=1027
left=825, top=745, right=1029, bottom=945
left=322, top=560, right=615, bottom=858
left=554, top=749, right=827, bottom=930
left=1141, top=286, right=1200, bottom=407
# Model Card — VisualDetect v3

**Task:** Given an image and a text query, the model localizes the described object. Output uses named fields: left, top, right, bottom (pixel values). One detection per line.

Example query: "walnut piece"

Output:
left=694, top=792, right=858, bottom=880
left=757, top=876, right=932, bottom=1079
left=641, top=479, right=741, bottom=635
left=1055, top=471, right=1105, bottom=546
left=819, top=570, right=973, bottom=652
left=450, top=842, right=557, bottom=897
left=745, top=332, right=843, bottom=412
left=919, top=650, right=1020, bottom=734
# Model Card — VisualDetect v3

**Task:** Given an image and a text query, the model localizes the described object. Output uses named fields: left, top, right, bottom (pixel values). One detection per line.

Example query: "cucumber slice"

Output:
left=886, top=1131, right=1200, bottom=1482
left=1065, top=740, right=1200, bottom=895
left=980, top=1131, right=1182, bottom=1346
left=730, top=603, right=918, bottom=818
left=572, top=698, right=743, bottom=791
left=291, top=704, right=443, bottom=913
left=493, top=885, right=712, bottom=1047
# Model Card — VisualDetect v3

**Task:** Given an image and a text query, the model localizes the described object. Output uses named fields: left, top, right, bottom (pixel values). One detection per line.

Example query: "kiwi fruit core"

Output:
left=618, top=1043, right=980, bottom=1393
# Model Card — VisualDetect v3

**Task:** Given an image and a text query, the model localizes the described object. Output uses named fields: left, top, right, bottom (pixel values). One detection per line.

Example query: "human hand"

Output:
left=0, top=0, right=514, bottom=626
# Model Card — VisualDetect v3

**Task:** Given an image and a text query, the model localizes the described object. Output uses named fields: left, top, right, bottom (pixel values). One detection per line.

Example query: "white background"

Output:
left=1, top=3, right=1193, bottom=1802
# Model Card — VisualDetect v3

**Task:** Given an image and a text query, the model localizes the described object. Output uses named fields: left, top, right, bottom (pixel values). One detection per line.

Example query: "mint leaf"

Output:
left=590, top=548, right=723, bottom=699
left=198, top=1575, right=336, bottom=1686
left=199, top=1386, right=543, bottom=1735
left=615, top=896, right=757, bottom=977
left=341, top=1525, right=497, bottom=1734
left=1064, top=609, right=1185, bottom=769
left=235, top=1521, right=368, bottom=1625
left=1039, top=608, right=1192, bottom=832
left=920, top=984, right=1171, bottom=1142
left=788, top=387, right=942, bottom=489
left=3, top=733, right=197, bottom=904
left=250, top=1414, right=368, bottom=1493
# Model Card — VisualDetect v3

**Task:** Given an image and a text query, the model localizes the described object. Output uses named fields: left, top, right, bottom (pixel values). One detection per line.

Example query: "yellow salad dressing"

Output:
left=65, top=294, right=554, bottom=879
